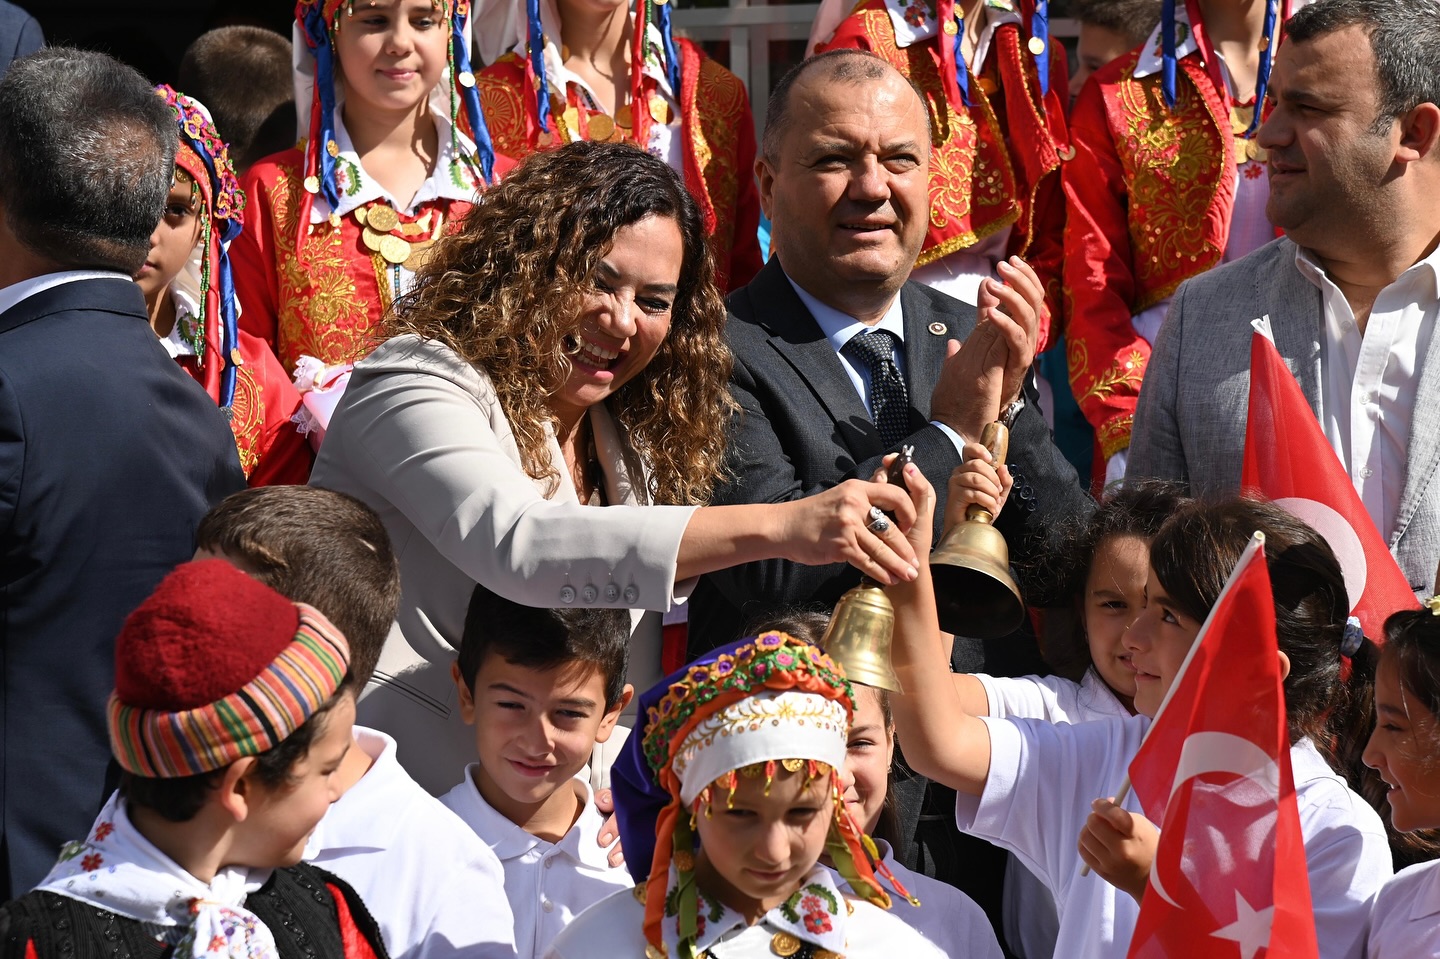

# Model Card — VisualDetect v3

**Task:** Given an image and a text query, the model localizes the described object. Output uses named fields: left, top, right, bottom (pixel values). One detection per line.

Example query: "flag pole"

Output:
left=1078, top=532, right=1266, bottom=878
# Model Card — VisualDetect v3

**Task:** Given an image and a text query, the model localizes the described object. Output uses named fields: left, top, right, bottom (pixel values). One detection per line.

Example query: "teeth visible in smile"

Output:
left=578, top=335, right=619, bottom=365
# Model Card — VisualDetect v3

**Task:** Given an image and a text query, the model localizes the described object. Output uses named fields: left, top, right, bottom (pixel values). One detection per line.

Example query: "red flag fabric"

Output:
left=1126, top=534, right=1318, bottom=959
left=1241, top=327, right=1419, bottom=638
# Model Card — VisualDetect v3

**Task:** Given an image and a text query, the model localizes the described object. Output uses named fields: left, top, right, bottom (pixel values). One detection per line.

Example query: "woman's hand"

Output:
left=870, top=454, right=935, bottom=556
left=777, top=478, right=919, bottom=586
left=1078, top=798, right=1158, bottom=903
left=942, top=442, right=1013, bottom=536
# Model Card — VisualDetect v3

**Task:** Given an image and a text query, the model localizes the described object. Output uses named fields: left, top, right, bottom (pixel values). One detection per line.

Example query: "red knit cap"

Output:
left=114, top=559, right=301, bottom=710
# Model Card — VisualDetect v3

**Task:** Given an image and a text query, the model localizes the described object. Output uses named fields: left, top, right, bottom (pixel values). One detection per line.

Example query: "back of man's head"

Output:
left=1286, top=0, right=1440, bottom=133
left=177, top=27, right=294, bottom=173
left=0, top=48, right=174, bottom=276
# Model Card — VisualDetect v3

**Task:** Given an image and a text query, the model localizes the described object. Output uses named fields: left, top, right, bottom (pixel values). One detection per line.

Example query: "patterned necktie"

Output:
left=842, top=329, right=910, bottom=448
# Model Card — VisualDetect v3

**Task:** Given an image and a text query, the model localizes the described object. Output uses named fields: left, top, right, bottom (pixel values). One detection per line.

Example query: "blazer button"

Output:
left=582, top=584, right=599, bottom=603
left=623, top=585, right=639, bottom=604
left=559, top=585, right=576, bottom=604
left=605, top=584, right=620, bottom=602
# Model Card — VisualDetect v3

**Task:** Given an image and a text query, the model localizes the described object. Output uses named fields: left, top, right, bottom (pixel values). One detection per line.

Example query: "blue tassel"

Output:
left=1248, top=0, right=1279, bottom=136
left=953, top=11, right=971, bottom=106
left=655, top=2, right=681, bottom=94
left=527, top=0, right=552, bottom=132
left=451, top=11, right=496, bottom=182
left=301, top=4, right=342, bottom=210
left=1031, top=0, right=1049, bottom=97
left=1160, top=0, right=1177, bottom=110
left=180, top=129, right=242, bottom=407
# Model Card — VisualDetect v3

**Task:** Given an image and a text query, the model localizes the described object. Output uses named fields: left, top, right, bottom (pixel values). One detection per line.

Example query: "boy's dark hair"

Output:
left=195, top=486, right=400, bottom=691
left=1068, top=0, right=1162, bottom=48
left=176, top=26, right=294, bottom=172
left=458, top=584, right=631, bottom=708
left=120, top=691, right=347, bottom=822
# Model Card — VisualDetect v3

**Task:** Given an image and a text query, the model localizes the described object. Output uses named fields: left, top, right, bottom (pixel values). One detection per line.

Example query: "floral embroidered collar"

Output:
left=881, top=0, right=1019, bottom=62
left=307, top=90, right=481, bottom=225
left=654, top=864, right=851, bottom=957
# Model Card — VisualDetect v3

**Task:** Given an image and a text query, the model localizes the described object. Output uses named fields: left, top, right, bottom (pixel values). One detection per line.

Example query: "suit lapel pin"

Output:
left=928, top=322, right=947, bottom=336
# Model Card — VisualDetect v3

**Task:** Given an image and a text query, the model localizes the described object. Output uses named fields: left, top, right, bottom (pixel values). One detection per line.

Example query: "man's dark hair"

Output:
left=1068, top=0, right=1162, bottom=47
left=458, top=584, right=631, bottom=708
left=177, top=26, right=295, bottom=172
left=0, top=48, right=175, bottom=274
left=1286, top=0, right=1440, bottom=133
left=761, top=49, right=929, bottom=161
left=195, top=486, right=400, bottom=691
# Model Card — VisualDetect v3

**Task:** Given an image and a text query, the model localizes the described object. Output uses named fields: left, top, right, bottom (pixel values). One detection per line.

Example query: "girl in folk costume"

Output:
left=471, top=0, right=762, bottom=292
left=1063, top=0, right=1296, bottom=483
left=140, top=86, right=313, bottom=486
left=231, top=0, right=497, bottom=375
left=0, top=560, right=388, bottom=959
left=810, top=0, right=1070, bottom=344
left=557, top=632, right=948, bottom=959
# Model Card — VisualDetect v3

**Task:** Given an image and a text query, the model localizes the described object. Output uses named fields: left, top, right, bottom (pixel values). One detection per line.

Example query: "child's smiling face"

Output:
left=334, top=0, right=449, bottom=118
left=1364, top=650, right=1440, bottom=833
left=693, top=765, right=835, bottom=918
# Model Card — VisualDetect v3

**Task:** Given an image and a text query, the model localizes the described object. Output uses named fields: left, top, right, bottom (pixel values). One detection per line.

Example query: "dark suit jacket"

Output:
left=0, top=1, right=41, bottom=73
left=689, top=257, right=1094, bottom=656
left=0, top=277, right=244, bottom=897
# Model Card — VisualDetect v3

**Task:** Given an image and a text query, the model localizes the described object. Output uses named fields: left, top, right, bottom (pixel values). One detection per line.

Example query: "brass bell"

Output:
left=820, top=580, right=903, bottom=692
left=931, top=422, right=1025, bottom=639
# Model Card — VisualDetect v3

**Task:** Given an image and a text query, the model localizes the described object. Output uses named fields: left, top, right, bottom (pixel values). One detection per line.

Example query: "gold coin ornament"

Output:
left=402, top=241, right=436, bottom=272
left=976, top=75, right=998, bottom=96
left=650, top=95, right=669, bottom=124
left=1028, top=35, right=1045, bottom=55
left=458, top=70, right=476, bottom=88
left=366, top=204, right=400, bottom=233
left=943, top=18, right=958, bottom=34
left=1230, top=105, right=1269, bottom=165
left=353, top=205, right=369, bottom=226
left=588, top=113, right=616, bottom=141
left=380, top=234, right=412, bottom=265
left=615, top=103, right=634, bottom=129
left=303, top=175, right=321, bottom=194
left=362, top=227, right=385, bottom=253
left=770, top=932, right=802, bottom=957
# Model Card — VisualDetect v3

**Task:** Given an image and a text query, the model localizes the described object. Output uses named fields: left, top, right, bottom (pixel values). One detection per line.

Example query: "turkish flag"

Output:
left=1241, top=325, right=1419, bottom=639
left=1126, top=534, right=1318, bottom=959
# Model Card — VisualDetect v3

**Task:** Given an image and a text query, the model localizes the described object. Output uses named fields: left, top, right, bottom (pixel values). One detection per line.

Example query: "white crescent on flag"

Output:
left=1272, top=497, right=1368, bottom=613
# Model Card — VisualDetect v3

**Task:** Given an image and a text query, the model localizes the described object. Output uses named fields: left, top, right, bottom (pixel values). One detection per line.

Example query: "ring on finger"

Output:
left=866, top=506, right=891, bottom=534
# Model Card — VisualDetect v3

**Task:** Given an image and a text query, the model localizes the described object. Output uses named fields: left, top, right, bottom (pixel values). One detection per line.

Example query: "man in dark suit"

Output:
left=691, top=50, right=1091, bottom=656
left=0, top=48, right=246, bottom=898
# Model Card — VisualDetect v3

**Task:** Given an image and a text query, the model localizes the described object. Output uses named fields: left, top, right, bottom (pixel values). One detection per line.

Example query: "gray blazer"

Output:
left=1128, top=237, right=1440, bottom=593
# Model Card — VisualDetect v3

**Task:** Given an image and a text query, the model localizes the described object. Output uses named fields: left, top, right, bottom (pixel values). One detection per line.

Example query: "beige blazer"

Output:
left=310, top=335, right=697, bottom=795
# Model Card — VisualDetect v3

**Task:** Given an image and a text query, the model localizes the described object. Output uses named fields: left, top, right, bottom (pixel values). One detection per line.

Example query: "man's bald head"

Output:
left=761, top=50, right=931, bottom=163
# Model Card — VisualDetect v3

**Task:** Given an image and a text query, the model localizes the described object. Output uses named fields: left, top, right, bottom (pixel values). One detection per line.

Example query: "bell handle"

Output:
left=964, top=422, right=1010, bottom=525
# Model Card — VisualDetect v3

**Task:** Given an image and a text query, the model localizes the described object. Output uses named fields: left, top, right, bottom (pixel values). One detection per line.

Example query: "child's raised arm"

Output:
left=943, top=440, right=1013, bottom=538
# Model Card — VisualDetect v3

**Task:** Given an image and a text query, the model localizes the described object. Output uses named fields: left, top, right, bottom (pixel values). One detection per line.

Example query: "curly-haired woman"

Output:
left=309, top=140, right=921, bottom=792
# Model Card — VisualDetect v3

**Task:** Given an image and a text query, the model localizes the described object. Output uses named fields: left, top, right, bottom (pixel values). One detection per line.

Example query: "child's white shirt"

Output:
left=827, top=838, right=1003, bottom=958
left=305, top=727, right=518, bottom=959
left=542, top=871, right=949, bottom=959
left=1367, top=858, right=1440, bottom=958
left=440, top=764, right=632, bottom=959
left=957, top=714, right=1392, bottom=959
left=977, top=667, right=1131, bottom=724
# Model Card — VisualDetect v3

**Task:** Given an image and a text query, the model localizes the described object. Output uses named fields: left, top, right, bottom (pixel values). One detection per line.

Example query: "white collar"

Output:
left=787, top=273, right=906, bottom=355
left=1132, top=4, right=1200, bottom=80
left=1292, top=243, right=1440, bottom=302
left=308, top=727, right=414, bottom=854
left=310, top=95, right=482, bottom=224
left=879, top=0, right=1021, bottom=64
left=159, top=283, right=204, bottom=359
left=659, top=863, right=852, bottom=956
left=0, top=270, right=129, bottom=320
left=450, top=764, right=614, bottom=869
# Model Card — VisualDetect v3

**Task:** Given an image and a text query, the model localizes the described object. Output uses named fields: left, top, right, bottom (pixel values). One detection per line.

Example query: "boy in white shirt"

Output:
left=441, top=585, right=636, bottom=959
left=194, top=486, right=518, bottom=959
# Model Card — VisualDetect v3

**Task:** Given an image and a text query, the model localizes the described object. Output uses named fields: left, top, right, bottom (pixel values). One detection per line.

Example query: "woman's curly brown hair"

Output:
left=386, top=140, right=735, bottom=505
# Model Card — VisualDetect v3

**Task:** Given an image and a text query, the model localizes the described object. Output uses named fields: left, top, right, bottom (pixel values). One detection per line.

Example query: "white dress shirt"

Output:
left=306, top=727, right=518, bottom=959
left=440, top=765, right=632, bottom=959
left=0, top=270, right=129, bottom=319
left=1367, top=858, right=1440, bottom=958
left=787, top=275, right=972, bottom=453
left=1295, top=243, right=1440, bottom=540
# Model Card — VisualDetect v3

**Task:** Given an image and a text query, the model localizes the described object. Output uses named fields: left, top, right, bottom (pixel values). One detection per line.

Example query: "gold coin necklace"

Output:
left=354, top=201, right=446, bottom=297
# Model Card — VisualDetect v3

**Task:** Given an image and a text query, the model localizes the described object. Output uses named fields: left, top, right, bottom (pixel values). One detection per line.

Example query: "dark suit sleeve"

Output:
left=703, top=346, right=964, bottom=617
left=0, top=365, right=20, bottom=560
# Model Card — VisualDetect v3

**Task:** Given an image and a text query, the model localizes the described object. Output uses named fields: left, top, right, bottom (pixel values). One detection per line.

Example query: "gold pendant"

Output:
left=353, top=205, right=369, bottom=226
left=770, top=932, right=802, bottom=957
left=380, top=234, right=412, bottom=265
left=615, top=103, right=633, bottom=129
left=366, top=204, right=400, bottom=233
left=649, top=95, right=669, bottom=124
left=588, top=113, right=616, bottom=141
left=362, top=227, right=386, bottom=252
left=402, top=240, right=436, bottom=272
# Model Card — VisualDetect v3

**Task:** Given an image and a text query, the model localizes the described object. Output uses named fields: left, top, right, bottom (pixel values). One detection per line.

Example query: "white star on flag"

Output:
left=1210, top=890, right=1275, bottom=959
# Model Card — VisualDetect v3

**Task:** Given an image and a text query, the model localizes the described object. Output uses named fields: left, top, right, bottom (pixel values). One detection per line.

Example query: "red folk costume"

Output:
left=812, top=0, right=1069, bottom=347
left=154, top=86, right=313, bottom=485
left=231, top=0, right=497, bottom=375
left=1063, top=0, right=1292, bottom=466
left=471, top=0, right=762, bottom=292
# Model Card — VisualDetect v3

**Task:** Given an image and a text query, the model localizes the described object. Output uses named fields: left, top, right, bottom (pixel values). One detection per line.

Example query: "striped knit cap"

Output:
left=108, top=559, right=351, bottom=778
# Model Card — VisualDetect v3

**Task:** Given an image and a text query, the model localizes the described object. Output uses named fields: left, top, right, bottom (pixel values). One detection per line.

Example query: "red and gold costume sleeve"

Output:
left=1062, top=53, right=1231, bottom=459
left=476, top=42, right=761, bottom=292
left=232, top=148, right=475, bottom=374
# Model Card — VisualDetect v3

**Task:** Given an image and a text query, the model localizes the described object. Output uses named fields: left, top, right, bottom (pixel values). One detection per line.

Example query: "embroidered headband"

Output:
left=154, top=85, right=247, bottom=412
left=631, top=632, right=912, bottom=959
left=292, top=0, right=495, bottom=248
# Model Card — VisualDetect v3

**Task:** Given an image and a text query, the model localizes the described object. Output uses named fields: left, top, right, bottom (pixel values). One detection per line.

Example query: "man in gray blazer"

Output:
left=1129, top=0, right=1440, bottom=594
